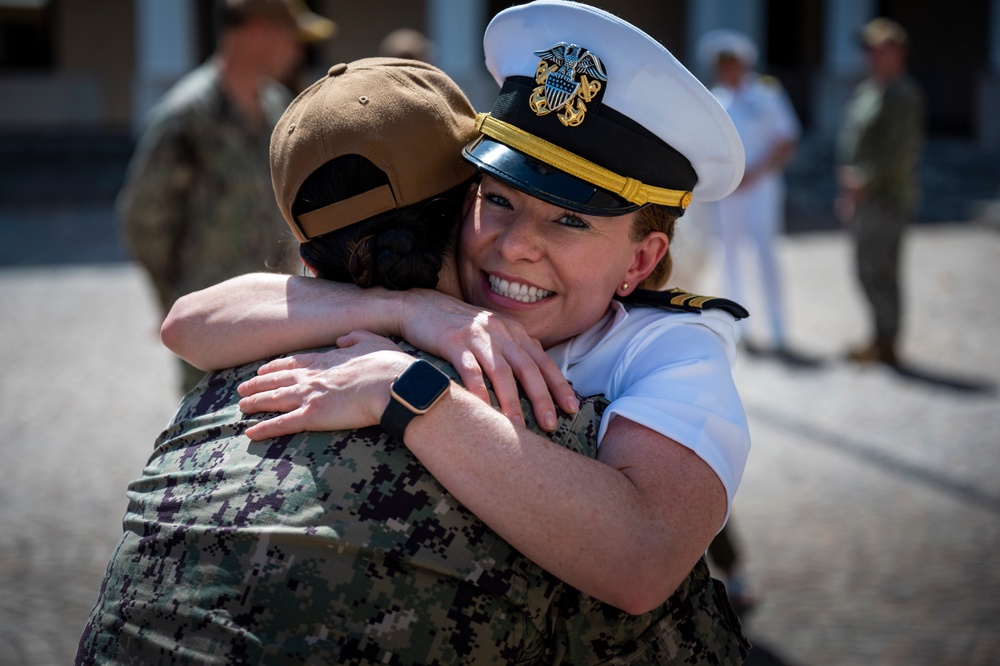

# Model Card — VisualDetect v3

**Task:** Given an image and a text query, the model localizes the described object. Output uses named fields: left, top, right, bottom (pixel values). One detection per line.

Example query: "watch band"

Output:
left=379, top=360, right=451, bottom=441
left=380, top=396, right=420, bottom=442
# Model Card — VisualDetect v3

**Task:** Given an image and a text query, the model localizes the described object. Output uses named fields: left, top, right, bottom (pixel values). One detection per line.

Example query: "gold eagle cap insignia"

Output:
left=529, top=42, right=608, bottom=127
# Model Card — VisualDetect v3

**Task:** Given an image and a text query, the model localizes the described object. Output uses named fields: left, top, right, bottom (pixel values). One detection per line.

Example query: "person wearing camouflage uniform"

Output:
left=75, top=342, right=747, bottom=664
left=836, top=17, right=925, bottom=367
left=118, top=0, right=335, bottom=392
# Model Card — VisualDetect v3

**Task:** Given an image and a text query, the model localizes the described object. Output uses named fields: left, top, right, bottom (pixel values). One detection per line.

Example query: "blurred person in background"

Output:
left=836, top=17, right=925, bottom=367
left=117, top=0, right=335, bottom=392
left=378, top=27, right=434, bottom=63
left=697, top=29, right=801, bottom=361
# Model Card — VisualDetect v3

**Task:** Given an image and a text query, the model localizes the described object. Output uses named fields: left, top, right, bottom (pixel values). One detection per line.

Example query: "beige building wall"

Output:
left=58, top=0, right=134, bottom=128
left=288, top=0, right=433, bottom=96
left=0, top=0, right=431, bottom=130
left=0, top=0, right=689, bottom=130
left=0, top=0, right=133, bottom=128
left=312, top=0, right=427, bottom=68
left=0, top=0, right=994, bottom=143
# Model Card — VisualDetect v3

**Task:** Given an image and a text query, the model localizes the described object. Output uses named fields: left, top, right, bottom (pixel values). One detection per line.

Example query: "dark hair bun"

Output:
left=349, top=229, right=441, bottom=291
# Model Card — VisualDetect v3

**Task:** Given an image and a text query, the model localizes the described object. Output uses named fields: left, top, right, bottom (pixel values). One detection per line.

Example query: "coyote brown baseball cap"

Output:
left=271, top=57, right=479, bottom=242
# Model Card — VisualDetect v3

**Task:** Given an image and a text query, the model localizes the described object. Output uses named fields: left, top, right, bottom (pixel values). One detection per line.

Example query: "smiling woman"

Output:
left=460, top=175, right=669, bottom=349
left=162, top=1, right=752, bottom=661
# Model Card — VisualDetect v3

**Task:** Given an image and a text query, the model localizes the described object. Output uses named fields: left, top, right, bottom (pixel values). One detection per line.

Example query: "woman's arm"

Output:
left=161, top=273, right=403, bottom=371
left=161, top=273, right=579, bottom=431
left=238, top=332, right=727, bottom=613
left=404, top=397, right=726, bottom=614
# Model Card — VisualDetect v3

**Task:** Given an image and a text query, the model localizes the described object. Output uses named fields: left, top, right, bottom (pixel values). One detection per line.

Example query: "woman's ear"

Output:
left=619, top=231, right=669, bottom=294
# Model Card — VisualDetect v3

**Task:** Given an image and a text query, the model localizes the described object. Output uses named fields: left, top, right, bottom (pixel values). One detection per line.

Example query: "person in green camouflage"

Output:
left=836, top=17, right=925, bottom=367
left=80, top=58, right=748, bottom=664
left=76, top=339, right=613, bottom=664
left=117, top=0, right=335, bottom=392
left=76, top=343, right=742, bottom=664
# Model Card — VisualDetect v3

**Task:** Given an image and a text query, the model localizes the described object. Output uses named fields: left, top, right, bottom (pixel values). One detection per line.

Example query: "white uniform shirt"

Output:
left=708, top=73, right=802, bottom=343
left=546, top=302, right=750, bottom=516
left=711, top=73, right=800, bottom=179
left=711, top=72, right=800, bottom=221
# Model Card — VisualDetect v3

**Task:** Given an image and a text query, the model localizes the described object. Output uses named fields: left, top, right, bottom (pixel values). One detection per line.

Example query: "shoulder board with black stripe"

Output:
left=615, top=288, right=749, bottom=320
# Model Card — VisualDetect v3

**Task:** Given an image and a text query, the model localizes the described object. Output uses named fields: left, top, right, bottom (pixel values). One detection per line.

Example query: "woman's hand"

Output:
left=237, top=332, right=411, bottom=441
left=398, top=289, right=578, bottom=431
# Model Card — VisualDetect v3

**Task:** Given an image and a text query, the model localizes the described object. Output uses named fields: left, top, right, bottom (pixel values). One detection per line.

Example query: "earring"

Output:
left=621, top=281, right=629, bottom=292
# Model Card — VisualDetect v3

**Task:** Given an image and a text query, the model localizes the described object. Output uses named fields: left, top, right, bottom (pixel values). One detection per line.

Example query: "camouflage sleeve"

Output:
left=550, top=558, right=750, bottom=665
left=117, top=112, right=198, bottom=312
left=854, top=82, right=925, bottom=195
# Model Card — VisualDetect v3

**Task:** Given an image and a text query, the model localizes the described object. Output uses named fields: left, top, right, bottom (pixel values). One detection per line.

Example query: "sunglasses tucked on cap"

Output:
left=271, top=58, right=479, bottom=242
left=463, top=0, right=745, bottom=216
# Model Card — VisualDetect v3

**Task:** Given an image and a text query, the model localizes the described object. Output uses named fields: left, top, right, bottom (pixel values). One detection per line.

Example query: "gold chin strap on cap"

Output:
left=475, top=113, right=693, bottom=209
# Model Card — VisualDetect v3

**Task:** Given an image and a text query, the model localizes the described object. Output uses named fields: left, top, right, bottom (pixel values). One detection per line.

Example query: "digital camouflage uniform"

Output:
left=837, top=73, right=924, bottom=347
left=77, top=342, right=748, bottom=665
left=118, top=60, right=300, bottom=391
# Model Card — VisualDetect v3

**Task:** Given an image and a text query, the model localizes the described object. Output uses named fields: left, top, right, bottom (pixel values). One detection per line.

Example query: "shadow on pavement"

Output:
left=742, top=343, right=828, bottom=369
left=744, top=344, right=996, bottom=395
left=891, top=361, right=998, bottom=395
left=749, top=404, right=1000, bottom=515
left=744, top=638, right=801, bottom=666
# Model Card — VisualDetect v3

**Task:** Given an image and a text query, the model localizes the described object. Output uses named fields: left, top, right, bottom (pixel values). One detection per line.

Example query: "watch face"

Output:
left=392, top=360, right=450, bottom=412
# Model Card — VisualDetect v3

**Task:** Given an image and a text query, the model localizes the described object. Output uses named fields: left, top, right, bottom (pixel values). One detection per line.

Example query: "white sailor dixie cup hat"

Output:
left=463, top=0, right=745, bottom=216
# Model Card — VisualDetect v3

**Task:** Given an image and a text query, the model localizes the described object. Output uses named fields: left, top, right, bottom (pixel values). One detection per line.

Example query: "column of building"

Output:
left=130, top=0, right=196, bottom=132
left=809, top=0, right=873, bottom=141
left=427, top=0, right=495, bottom=111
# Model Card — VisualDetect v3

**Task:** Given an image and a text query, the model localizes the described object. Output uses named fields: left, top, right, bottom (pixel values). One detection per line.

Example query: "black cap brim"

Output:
left=463, top=136, right=640, bottom=217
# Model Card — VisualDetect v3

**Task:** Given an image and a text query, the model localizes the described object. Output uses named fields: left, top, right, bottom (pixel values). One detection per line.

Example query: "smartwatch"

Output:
left=379, top=359, right=451, bottom=441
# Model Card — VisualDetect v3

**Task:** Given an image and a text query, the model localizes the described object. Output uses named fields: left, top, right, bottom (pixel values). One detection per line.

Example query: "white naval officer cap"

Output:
left=463, top=0, right=745, bottom=215
left=697, top=29, right=760, bottom=68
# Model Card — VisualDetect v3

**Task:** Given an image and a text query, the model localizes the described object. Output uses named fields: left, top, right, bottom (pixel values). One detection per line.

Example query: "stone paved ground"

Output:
left=0, top=218, right=997, bottom=666
left=710, top=227, right=1000, bottom=666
